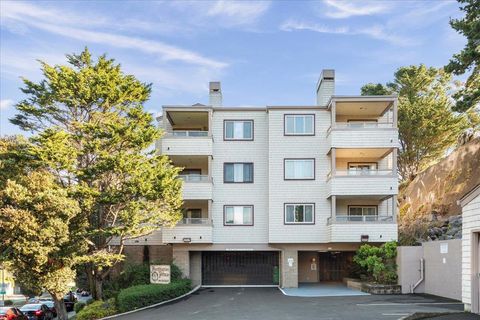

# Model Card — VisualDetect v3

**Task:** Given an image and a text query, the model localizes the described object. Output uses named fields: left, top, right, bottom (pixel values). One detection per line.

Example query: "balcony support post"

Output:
left=208, top=156, right=212, bottom=181
left=331, top=195, right=336, bottom=221
left=392, top=195, right=397, bottom=222
left=331, top=147, right=336, bottom=176
left=208, top=110, right=212, bottom=136
left=392, top=99, right=398, bottom=128
left=208, top=199, right=212, bottom=223
left=331, top=100, right=336, bottom=128
left=392, top=148, right=398, bottom=177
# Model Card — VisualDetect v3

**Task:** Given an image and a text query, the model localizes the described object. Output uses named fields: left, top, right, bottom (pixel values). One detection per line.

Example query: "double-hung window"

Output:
left=224, top=120, right=253, bottom=140
left=348, top=206, right=377, bottom=221
left=224, top=205, right=253, bottom=226
left=224, top=163, right=254, bottom=183
left=284, top=114, right=314, bottom=135
left=284, top=159, right=315, bottom=180
left=284, top=203, right=315, bottom=224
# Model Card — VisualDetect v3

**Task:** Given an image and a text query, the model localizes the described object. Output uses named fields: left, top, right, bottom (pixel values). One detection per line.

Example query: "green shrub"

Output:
left=170, top=263, right=182, bottom=281
left=117, top=279, right=191, bottom=313
left=74, top=301, right=86, bottom=313
left=3, top=300, right=13, bottom=306
left=353, top=241, right=398, bottom=284
left=76, top=299, right=117, bottom=320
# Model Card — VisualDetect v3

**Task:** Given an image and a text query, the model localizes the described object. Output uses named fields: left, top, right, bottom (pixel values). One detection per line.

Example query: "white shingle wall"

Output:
left=330, top=129, right=399, bottom=148
left=161, top=137, right=213, bottom=155
left=329, top=224, right=397, bottom=242
left=462, top=193, right=480, bottom=305
left=268, top=110, right=331, bottom=243
left=211, top=110, right=269, bottom=243
left=328, top=177, right=398, bottom=196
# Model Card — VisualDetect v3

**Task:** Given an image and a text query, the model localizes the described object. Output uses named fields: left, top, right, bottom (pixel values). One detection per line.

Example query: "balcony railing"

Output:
left=336, top=169, right=394, bottom=176
left=171, top=130, right=208, bottom=137
left=335, top=122, right=394, bottom=129
left=328, top=215, right=394, bottom=224
left=177, top=218, right=211, bottom=225
left=178, top=174, right=210, bottom=182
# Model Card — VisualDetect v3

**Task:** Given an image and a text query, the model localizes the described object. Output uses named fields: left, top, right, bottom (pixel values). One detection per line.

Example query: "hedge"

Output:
left=76, top=299, right=117, bottom=320
left=74, top=301, right=86, bottom=313
left=117, top=279, right=192, bottom=313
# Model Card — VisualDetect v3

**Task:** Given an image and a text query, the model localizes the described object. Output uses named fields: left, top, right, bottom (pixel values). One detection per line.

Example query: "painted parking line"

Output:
left=357, top=302, right=463, bottom=306
left=382, top=313, right=410, bottom=316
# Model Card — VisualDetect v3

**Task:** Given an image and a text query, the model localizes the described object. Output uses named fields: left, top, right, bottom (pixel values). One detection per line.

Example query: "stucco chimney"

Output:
left=209, top=81, right=222, bottom=106
left=316, top=69, right=335, bottom=106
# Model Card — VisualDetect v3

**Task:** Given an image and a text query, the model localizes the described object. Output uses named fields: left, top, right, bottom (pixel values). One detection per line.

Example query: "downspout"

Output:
left=410, top=258, right=424, bottom=293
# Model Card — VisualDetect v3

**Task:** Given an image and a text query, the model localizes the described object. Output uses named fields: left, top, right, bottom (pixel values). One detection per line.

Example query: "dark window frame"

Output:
left=284, top=158, right=316, bottom=180
left=283, top=203, right=315, bottom=225
left=223, top=162, right=254, bottom=183
left=284, top=114, right=315, bottom=136
left=223, top=119, right=254, bottom=141
left=347, top=205, right=379, bottom=217
left=347, top=162, right=379, bottom=170
left=223, top=205, right=254, bottom=226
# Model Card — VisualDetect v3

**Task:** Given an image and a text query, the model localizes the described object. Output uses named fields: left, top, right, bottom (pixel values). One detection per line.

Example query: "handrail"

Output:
left=328, top=215, right=394, bottom=224
left=334, top=122, right=393, bottom=129
left=171, top=130, right=209, bottom=137
left=177, top=218, right=210, bottom=225
left=330, top=169, right=394, bottom=176
left=178, top=174, right=210, bottom=182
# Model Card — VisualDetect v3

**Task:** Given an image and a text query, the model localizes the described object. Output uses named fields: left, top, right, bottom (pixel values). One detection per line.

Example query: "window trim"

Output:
left=284, top=158, right=315, bottom=180
left=284, top=203, right=315, bottom=225
left=346, top=119, right=379, bottom=123
left=347, top=205, right=378, bottom=216
left=284, top=114, right=315, bottom=136
left=223, top=119, right=254, bottom=141
left=223, top=162, right=254, bottom=183
left=223, top=205, right=254, bottom=226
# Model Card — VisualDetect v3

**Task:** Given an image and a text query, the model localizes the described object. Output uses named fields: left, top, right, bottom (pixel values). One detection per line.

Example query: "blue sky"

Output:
left=0, top=0, right=466, bottom=135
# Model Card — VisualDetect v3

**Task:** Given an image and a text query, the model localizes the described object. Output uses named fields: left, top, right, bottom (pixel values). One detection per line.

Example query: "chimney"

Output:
left=316, top=69, right=335, bottom=106
left=209, top=81, right=222, bottom=106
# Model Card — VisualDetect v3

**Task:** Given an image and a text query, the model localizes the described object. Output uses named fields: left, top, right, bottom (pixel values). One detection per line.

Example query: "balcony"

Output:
left=161, top=200, right=213, bottom=244
left=160, top=132, right=212, bottom=156
left=179, top=174, right=213, bottom=200
left=327, top=148, right=398, bottom=197
left=327, top=196, right=398, bottom=243
left=327, top=96, right=399, bottom=149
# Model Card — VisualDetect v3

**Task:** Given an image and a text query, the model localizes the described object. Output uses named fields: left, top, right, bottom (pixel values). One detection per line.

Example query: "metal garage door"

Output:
left=202, top=251, right=279, bottom=285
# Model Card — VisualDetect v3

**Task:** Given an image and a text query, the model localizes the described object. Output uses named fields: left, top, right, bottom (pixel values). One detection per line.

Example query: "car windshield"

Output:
left=44, top=301, right=54, bottom=307
left=20, top=304, right=41, bottom=311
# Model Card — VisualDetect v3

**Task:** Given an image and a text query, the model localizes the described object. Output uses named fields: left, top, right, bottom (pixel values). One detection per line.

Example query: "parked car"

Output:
left=39, top=302, right=55, bottom=318
left=0, top=307, right=28, bottom=320
left=18, top=304, right=52, bottom=320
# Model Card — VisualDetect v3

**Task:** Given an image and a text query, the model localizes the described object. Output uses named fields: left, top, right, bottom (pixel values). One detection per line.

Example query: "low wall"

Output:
left=397, top=239, right=462, bottom=300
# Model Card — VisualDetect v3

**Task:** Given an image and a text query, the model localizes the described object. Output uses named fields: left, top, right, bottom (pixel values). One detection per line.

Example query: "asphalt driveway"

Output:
left=114, top=287, right=476, bottom=320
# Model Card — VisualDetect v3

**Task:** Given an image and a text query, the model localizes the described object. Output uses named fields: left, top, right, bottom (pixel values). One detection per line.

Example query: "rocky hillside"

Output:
left=399, top=137, right=480, bottom=244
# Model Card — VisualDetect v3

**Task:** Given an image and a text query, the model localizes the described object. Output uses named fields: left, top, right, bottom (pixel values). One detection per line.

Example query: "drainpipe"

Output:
left=410, top=258, right=424, bottom=293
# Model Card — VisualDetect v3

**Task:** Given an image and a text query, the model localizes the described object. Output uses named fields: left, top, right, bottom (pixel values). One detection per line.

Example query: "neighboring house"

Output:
left=459, top=184, right=480, bottom=314
left=129, top=70, right=399, bottom=288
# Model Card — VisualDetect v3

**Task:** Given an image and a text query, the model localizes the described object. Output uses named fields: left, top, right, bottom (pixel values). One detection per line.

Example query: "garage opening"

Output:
left=202, top=251, right=279, bottom=286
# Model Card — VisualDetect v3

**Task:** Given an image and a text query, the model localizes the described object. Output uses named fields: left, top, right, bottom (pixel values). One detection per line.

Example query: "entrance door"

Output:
left=319, top=252, right=355, bottom=281
left=202, top=251, right=279, bottom=285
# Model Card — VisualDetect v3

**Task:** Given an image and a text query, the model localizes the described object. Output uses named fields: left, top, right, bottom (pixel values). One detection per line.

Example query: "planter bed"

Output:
left=361, top=282, right=401, bottom=294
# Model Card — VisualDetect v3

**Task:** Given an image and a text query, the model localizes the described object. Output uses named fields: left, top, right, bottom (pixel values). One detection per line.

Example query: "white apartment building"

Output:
left=138, top=70, right=399, bottom=287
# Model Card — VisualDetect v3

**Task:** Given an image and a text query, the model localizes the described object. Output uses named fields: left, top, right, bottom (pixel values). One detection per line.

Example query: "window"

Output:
left=284, top=114, right=314, bottom=135
left=347, top=119, right=378, bottom=128
left=348, top=162, right=377, bottom=175
left=224, top=120, right=253, bottom=140
left=224, top=163, right=254, bottom=183
left=284, top=159, right=315, bottom=180
left=284, top=204, right=314, bottom=224
left=224, top=205, right=254, bottom=226
left=348, top=206, right=377, bottom=221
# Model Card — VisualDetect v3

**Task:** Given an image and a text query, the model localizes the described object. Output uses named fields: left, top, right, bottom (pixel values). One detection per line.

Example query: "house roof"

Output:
left=459, top=184, right=480, bottom=207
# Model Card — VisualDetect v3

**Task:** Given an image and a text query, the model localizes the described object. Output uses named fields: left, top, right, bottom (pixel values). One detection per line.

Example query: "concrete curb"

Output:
left=98, top=285, right=201, bottom=319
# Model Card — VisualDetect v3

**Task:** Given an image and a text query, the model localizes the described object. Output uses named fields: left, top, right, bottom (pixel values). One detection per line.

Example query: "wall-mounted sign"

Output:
left=150, top=265, right=171, bottom=284
left=440, top=242, right=448, bottom=254
left=310, top=263, right=317, bottom=271
left=287, top=258, right=294, bottom=267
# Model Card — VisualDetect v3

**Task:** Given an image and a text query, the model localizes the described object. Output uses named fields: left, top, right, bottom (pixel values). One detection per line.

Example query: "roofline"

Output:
left=458, top=184, right=480, bottom=207
left=326, top=95, right=398, bottom=109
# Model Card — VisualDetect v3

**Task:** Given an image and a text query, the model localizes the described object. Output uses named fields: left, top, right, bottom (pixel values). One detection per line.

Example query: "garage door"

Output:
left=202, top=251, right=279, bottom=285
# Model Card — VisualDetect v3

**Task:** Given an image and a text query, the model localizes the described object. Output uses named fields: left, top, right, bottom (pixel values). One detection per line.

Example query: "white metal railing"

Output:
left=327, top=215, right=394, bottom=224
left=178, top=174, right=210, bottom=182
left=335, top=122, right=394, bottom=129
left=177, top=218, right=210, bottom=225
left=171, top=130, right=208, bottom=137
left=333, top=169, right=394, bottom=176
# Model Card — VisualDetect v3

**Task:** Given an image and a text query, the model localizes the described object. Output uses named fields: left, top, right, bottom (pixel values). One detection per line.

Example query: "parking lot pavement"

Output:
left=113, top=287, right=473, bottom=320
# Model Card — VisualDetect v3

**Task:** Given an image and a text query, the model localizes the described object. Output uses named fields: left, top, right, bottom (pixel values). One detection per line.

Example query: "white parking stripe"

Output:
left=357, top=302, right=463, bottom=306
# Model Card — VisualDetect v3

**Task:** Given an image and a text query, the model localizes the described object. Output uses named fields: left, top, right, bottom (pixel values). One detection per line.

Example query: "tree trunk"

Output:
left=50, top=291, right=68, bottom=320
left=94, top=273, right=103, bottom=300
left=86, top=264, right=96, bottom=300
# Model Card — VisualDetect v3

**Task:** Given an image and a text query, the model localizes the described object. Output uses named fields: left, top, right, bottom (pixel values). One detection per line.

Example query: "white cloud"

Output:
left=1, top=2, right=227, bottom=69
left=280, top=20, right=416, bottom=46
left=207, top=0, right=271, bottom=26
left=322, top=0, right=391, bottom=19
left=0, top=99, right=14, bottom=110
